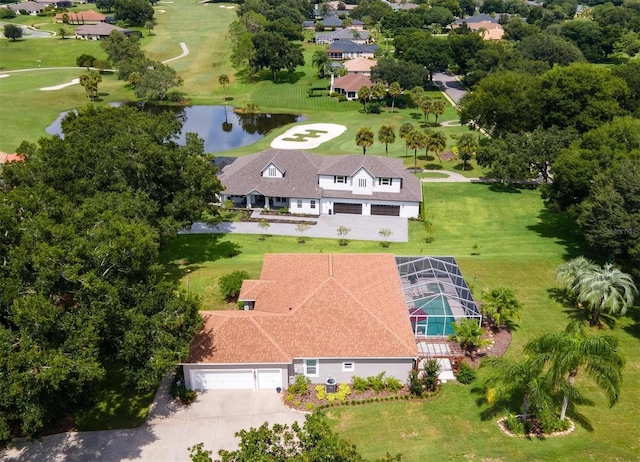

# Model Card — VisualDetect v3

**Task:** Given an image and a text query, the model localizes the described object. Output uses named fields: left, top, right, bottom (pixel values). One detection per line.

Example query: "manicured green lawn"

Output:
left=161, top=183, right=639, bottom=460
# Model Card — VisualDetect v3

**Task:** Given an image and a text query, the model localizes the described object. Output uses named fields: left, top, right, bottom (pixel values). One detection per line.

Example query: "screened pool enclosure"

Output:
left=396, top=256, right=482, bottom=337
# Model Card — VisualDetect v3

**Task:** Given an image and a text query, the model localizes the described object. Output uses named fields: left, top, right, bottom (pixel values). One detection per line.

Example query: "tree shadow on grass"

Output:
left=526, top=209, right=588, bottom=260
left=453, top=162, right=474, bottom=172
left=424, top=163, right=443, bottom=170
left=273, top=71, right=305, bottom=84
left=622, top=306, right=640, bottom=340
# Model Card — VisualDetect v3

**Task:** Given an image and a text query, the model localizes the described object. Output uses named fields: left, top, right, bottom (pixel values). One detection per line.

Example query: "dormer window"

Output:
left=379, top=178, right=391, bottom=186
left=268, top=167, right=276, bottom=177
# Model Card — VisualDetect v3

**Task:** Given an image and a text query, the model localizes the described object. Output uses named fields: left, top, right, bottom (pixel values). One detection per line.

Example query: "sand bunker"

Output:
left=271, top=123, right=346, bottom=150
left=40, top=78, right=80, bottom=91
left=0, top=74, right=9, bottom=79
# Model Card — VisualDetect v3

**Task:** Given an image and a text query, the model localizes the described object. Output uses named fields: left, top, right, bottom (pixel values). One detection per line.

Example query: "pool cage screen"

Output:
left=396, top=256, right=482, bottom=337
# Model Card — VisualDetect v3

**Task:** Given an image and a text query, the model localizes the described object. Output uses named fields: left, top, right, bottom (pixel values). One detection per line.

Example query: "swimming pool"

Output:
left=411, top=296, right=456, bottom=336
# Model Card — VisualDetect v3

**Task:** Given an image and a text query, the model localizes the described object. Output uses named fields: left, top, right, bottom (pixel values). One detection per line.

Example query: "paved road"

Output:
left=1, top=376, right=301, bottom=462
left=183, top=213, right=409, bottom=242
left=433, top=72, right=467, bottom=105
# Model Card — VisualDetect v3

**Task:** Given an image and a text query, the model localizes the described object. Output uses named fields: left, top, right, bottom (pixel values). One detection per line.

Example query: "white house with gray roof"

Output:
left=219, top=150, right=422, bottom=218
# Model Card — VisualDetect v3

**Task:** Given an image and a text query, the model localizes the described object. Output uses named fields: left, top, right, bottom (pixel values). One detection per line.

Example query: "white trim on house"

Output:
left=342, top=362, right=355, bottom=372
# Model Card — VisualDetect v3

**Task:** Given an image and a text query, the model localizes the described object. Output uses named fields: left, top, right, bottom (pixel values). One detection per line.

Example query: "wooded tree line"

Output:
left=0, top=106, right=223, bottom=447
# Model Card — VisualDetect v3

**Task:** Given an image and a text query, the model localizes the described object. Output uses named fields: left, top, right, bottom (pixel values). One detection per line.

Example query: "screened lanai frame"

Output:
left=395, top=256, right=482, bottom=337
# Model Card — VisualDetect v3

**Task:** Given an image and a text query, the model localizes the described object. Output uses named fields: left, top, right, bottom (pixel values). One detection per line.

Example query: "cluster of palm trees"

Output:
left=410, top=86, right=446, bottom=125
left=483, top=257, right=636, bottom=433
left=398, top=122, right=447, bottom=169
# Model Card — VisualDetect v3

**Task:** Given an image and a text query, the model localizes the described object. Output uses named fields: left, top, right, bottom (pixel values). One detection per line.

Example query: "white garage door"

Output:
left=189, top=369, right=255, bottom=390
left=257, top=369, right=283, bottom=390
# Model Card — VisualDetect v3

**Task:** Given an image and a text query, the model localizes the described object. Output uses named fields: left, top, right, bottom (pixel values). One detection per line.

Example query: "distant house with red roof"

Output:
left=343, top=57, right=377, bottom=76
left=330, top=73, right=372, bottom=100
left=0, top=152, right=25, bottom=164
left=183, top=253, right=419, bottom=391
left=56, top=9, right=106, bottom=24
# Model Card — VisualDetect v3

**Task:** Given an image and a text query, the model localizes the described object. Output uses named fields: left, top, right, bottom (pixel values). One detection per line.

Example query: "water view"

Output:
left=45, top=105, right=302, bottom=153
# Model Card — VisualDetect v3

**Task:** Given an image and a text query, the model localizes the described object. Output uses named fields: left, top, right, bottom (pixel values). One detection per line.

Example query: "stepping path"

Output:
left=162, top=42, right=189, bottom=64
left=420, top=170, right=479, bottom=183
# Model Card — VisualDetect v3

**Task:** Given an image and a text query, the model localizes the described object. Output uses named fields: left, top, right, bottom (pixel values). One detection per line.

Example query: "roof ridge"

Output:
left=250, top=316, right=291, bottom=360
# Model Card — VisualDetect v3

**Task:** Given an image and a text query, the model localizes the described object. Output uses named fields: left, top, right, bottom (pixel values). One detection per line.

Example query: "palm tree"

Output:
left=406, top=129, right=427, bottom=170
left=457, top=133, right=478, bottom=171
left=575, top=263, right=637, bottom=326
left=399, top=122, right=413, bottom=156
left=218, top=74, right=230, bottom=102
left=525, top=322, right=625, bottom=421
left=371, top=82, right=386, bottom=102
left=449, top=318, right=490, bottom=358
left=419, top=97, right=434, bottom=124
left=432, top=100, right=446, bottom=124
left=378, top=125, right=396, bottom=155
left=428, top=131, right=447, bottom=165
left=355, top=126, right=374, bottom=155
left=358, top=85, right=371, bottom=113
left=311, top=50, right=331, bottom=79
left=481, top=287, right=522, bottom=329
left=483, top=357, right=553, bottom=423
left=556, top=256, right=598, bottom=295
left=388, top=82, right=402, bottom=113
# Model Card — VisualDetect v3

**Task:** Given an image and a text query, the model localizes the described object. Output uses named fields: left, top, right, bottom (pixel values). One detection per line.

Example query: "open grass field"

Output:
left=161, top=183, right=640, bottom=460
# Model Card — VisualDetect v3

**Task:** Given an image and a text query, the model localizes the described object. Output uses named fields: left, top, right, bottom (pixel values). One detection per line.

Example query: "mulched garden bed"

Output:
left=467, top=323, right=512, bottom=368
left=497, top=415, right=575, bottom=438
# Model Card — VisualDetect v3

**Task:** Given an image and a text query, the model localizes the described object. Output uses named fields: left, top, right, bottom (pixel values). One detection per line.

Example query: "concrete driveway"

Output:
left=184, top=214, right=409, bottom=242
left=1, top=376, right=301, bottom=462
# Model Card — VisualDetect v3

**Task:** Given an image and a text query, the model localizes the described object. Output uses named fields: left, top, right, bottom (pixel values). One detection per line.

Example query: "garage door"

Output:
left=371, top=204, right=400, bottom=216
left=334, top=202, right=362, bottom=215
left=189, top=369, right=254, bottom=390
left=257, top=369, right=283, bottom=390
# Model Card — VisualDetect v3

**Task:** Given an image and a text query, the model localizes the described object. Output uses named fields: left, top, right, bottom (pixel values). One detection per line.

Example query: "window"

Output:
left=379, top=178, right=391, bottom=186
left=342, top=362, right=355, bottom=372
left=304, top=359, right=318, bottom=376
left=334, top=176, right=346, bottom=184
left=358, top=178, right=367, bottom=188
left=310, top=200, right=316, bottom=209
left=297, top=199, right=302, bottom=208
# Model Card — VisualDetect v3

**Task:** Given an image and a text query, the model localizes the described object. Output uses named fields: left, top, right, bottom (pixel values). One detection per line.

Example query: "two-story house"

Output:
left=218, top=149, right=422, bottom=218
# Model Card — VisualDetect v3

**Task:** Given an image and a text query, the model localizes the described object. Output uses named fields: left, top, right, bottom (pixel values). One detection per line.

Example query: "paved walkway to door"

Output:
left=183, top=214, right=409, bottom=242
left=1, top=376, right=301, bottom=462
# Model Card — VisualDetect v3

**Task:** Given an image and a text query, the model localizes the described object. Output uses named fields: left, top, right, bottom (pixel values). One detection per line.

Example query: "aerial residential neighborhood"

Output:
left=0, top=0, right=639, bottom=460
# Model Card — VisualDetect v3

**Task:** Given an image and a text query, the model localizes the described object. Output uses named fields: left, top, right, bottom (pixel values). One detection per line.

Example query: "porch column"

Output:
left=245, top=194, right=252, bottom=208
left=265, top=196, right=271, bottom=210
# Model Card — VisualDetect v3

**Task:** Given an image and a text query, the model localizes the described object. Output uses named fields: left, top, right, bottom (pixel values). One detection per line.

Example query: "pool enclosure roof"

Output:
left=396, top=256, right=482, bottom=337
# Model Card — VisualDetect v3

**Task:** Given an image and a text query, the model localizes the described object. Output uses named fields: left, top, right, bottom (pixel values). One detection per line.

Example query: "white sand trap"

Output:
left=0, top=74, right=9, bottom=79
left=157, top=9, right=166, bottom=12
left=40, top=78, right=80, bottom=91
left=271, top=123, right=346, bottom=150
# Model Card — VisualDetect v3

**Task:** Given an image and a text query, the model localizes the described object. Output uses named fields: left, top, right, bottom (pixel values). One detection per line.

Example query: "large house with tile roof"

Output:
left=218, top=150, right=422, bottom=218
left=75, top=23, right=129, bottom=40
left=316, top=28, right=370, bottom=45
left=183, top=253, right=419, bottom=391
left=328, top=40, right=378, bottom=60
left=330, top=73, right=373, bottom=100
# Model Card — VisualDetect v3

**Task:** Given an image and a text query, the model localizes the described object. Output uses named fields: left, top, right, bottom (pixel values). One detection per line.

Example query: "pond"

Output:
left=45, top=105, right=302, bottom=153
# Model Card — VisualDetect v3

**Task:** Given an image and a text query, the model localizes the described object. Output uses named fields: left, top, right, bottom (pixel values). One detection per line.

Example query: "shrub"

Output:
left=315, top=385, right=326, bottom=401
left=336, top=383, right=351, bottom=400
left=288, top=375, right=310, bottom=395
left=165, top=89, right=185, bottom=102
left=384, top=376, right=403, bottom=392
left=327, top=393, right=336, bottom=402
left=285, top=393, right=294, bottom=402
left=365, top=101, right=382, bottom=113
left=503, top=414, right=525, bottom=435
left=408, top=369, right=423, bottom=396
left=367, top=372, right=386, bottom=393
left=539, top=411, right=571, bottom=434
left=306, top=402, right=314, bottom=411
left=0, top=9, right=17, bottom=19
left=219, top=270, right=251, bottom=301
left=456, top=362, right=477, bottom=385
left=294, top=400, right=301, bottom=407
left=352, top=375, right=369, bottom=393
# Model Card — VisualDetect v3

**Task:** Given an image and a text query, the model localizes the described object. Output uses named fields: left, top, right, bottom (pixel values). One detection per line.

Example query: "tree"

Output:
left=516, top=33, right=585, bottom=67
left=258, top=218, right=270, bottom=240
left=560, top=19, right=605, bottom=62
left=218, top=74, right=230, bottom=102
left=556, top=256, right=599, bottom=302
left=405, top=129, right=427, bottom=170
left=114, top=0, right=154, bottom=26
left=457, top=133, right=478, bottom=171
left=449, top=318, right=490, bottom=358
left=573, top=263, right=638, bottom=326
left=79, top=70, right=102, bottom=100
left=76, top=54, right=96, bottom=70
left=4, top=24, right=23, bottom=41
left=132, top=62, right=183, bottom=101
left=525, top=322, right=625, bottom=421
left=388, top=82, right=402, bottom=113
left=403, top=34, right=452, bottom=81
left=355, top=126, right=374, bottom=155
left=432, top=100, right=446, bottom=124
left=337, top=226, right=351, bottom=246
left=144, top=18, right=157, bottom=35
left=96, top=0, right=115, bottom=11
left=427, top=131, right=447, bottom=165
left=358, top=85, right=371, bottom=113
left=312, top=49, right=331, bottom=79
left=58, top=27, right=70, bottom=39
left=399, top=122, right=413, bottom=156
left=265, top=17, right=304, bottom=41
left=481, top=287, right=522, bottom=329
left=483, top=357, right=553, bottom=424
left=219, top=270, right=251, bottom=301
left=250, top=31, right=304, bottom=79
left=371, top=82, right=386, bottom=102
left=379, top=228, right=392, bottom=247
left=370, top=58, right=426, bottom=91
left=101, top=31, right=146, bottom=80
left=295, top=222, right=310, bottom=244
left=378, top=124, right=395, bottom=155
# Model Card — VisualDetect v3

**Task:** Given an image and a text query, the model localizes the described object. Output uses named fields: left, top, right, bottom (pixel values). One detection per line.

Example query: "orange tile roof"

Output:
left=56, top=10, right=106, bottom=22
left=188, top=254, right=418, bottom=363
left=0, top=152, right=24, bottom=164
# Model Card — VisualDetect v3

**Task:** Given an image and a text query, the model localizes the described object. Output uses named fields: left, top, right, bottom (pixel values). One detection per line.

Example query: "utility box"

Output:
left=325, top=377, right=337, bottom=393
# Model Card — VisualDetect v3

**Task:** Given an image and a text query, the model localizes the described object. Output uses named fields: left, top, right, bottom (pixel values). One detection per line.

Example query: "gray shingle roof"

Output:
left=328, top=40, right=378, bottom=54
left=219, top=150, right=423, bottom=203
